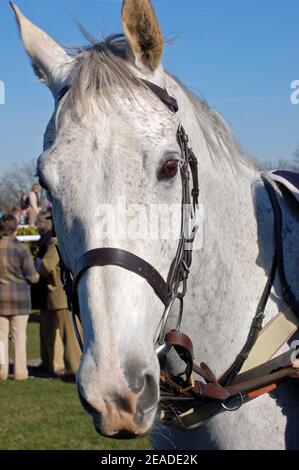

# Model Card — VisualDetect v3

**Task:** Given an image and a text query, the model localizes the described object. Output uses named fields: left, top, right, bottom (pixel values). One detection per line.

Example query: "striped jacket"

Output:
left=0, top=236, right=39, bottom=316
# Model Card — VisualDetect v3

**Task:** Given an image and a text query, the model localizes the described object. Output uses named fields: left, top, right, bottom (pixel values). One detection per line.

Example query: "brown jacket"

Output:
left=0, top=236, right=39, bottom=316
left=40, top=238, right=68, bottom=311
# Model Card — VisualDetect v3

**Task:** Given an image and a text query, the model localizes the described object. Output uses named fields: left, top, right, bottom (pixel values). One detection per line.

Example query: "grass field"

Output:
left=0, top=315, right=151, bottom=450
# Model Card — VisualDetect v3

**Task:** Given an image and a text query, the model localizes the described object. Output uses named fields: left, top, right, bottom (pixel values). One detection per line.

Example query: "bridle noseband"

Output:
left=57, top=80, right=200, bottom=355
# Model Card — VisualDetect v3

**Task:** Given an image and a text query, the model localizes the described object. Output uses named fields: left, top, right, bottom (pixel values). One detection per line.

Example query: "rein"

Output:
left=55, top=79, right=299, bottom=430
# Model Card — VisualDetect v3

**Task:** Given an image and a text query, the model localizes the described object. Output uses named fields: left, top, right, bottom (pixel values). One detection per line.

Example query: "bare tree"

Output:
left=259, top=154, right=299, bottom=172
left=0, top=160, right=38, bottom=213
left=294, top=145, right=299, bottom=167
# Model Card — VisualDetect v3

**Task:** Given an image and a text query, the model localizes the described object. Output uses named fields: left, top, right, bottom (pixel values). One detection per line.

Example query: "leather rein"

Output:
left=55, top=80, right=299, bottom=429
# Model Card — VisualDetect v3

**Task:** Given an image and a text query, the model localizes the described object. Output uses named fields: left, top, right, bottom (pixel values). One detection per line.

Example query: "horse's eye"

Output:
left=159, top=160, right=179, bottom=180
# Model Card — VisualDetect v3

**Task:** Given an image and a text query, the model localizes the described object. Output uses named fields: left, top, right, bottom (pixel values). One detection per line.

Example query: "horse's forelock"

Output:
left=56, top=35, right=154, bottom=122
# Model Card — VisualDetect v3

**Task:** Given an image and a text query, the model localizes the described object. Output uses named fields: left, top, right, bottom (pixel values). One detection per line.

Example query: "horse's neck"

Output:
left=165, top=76, right=282, bottom=373
left=183, top=139, right=277, bottom=374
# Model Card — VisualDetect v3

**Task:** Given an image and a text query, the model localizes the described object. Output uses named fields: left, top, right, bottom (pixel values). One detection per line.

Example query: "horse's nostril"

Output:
left=124, top=360, right=159, bottom=400
left=124, top=362, right=147, bottom=393
left=128, top=374, right=145, bottom=394
left=136, top=373, right=159, bottom=417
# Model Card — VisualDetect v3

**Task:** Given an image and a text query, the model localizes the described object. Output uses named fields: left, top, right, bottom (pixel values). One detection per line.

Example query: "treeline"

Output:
left=259, top=144, right=299, bottom=172
left=0, top=160, right=38, bottom=213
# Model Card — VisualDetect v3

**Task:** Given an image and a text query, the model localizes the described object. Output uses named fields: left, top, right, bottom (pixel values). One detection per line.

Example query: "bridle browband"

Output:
left=56, top=78, right=299, bottom=428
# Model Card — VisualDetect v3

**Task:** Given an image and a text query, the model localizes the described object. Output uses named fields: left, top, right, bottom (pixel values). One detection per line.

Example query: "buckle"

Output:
left=156, top=296, right=184, bottom=357
left=221, top=393, right=244, bottom=412
left=179, top=374, right=195, bottom=394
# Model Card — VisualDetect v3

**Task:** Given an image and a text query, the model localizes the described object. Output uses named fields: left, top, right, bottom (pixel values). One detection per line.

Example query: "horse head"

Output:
left=11, top=0, right=190, bottom=438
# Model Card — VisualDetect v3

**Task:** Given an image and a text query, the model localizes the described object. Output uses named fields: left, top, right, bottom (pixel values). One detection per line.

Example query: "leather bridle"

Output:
left=56, top=79, right=200, bottom=355
left=55, top=79, right=299, bottom=429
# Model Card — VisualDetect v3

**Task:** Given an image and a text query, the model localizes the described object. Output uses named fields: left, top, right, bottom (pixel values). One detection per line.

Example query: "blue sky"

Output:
left=0, top=0, right=298, bottom=172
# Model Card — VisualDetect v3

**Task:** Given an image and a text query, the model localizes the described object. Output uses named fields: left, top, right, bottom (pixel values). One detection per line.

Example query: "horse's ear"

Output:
left=10, top=2, right=71, bottom=92
left=122, top=0, right=163, bottom=71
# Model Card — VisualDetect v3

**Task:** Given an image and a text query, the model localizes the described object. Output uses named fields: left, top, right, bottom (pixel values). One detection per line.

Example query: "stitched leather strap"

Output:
left=73, top=248, right=170, bottom=307
left=141, top=80, right=179, bottom=113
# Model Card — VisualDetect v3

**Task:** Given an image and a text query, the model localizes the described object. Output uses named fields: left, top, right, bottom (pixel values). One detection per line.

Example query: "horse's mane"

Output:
left=58, top=34, right=250, bottom=169
left=172, top=76, right=250, bottom=168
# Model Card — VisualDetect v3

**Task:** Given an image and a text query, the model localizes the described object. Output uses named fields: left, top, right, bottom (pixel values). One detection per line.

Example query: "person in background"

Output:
left=40, top=234, right=82, bottom=377
left=20, top=193, right=30, bottom=211
left=20, top=193, right=30, bottom=225
left=0, top=209, right=4, bottom=221
left=0, top=214, right=39, bottom=381
left=28, top=184, right=41, bottom=226
left=11, top=206, right=21, bottom=225
left=35, top=212, right=64, bottom=375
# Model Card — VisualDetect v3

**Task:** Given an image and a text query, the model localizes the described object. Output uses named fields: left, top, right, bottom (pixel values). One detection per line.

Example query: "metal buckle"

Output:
left=221, top=393, right=244, bottom=412
left=156, top=342, right=172, bottom=357
left=180, top=374, right=195, bottom=394
left=156, top=295, right=184, bottom=357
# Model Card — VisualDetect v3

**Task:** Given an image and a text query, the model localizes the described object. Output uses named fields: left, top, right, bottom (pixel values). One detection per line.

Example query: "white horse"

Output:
left=11, top=1, right=299, bottom=449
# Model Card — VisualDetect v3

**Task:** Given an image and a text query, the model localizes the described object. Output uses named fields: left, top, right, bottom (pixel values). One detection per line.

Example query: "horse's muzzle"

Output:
left=77, top=377, right=158, bottom=439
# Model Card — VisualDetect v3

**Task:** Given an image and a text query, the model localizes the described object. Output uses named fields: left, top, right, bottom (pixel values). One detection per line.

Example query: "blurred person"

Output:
left=20, top=193, right=30, bottom=225
left=11, top=206, right=21, bottom=224
left=0, top=208, right=3, bottom=221
left=34, top=212, right=64, bottom=375
left=40, top=235, right=81, bottom=377
left=20, top=193, right=30, bottom=211
left=0, top=214, right=39, bottom=381
left=28, top=184, right=41, bottom=226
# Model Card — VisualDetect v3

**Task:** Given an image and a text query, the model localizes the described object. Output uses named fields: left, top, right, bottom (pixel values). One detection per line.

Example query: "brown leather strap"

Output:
left=193, top=382, right=230, bottom=401
left=193, top=362, right=218, bottom=384
left=162, top=331, right=232, bottom=401
left=73, top=248, right=170, bottom=307
left=165, top=330, right=194, bottom=358
left=247, top=383, right=279, bottom=400
left=231, top=347, right=298, bottom=385
left=161, top=344, right=299, bottom=405
left=164, top=330, right=194, bottom=382
left=160, top=370, right=230, bottom=401
left=226, top=366, right=298, bottom=398
left=141, top=79, right=179, bottom=113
